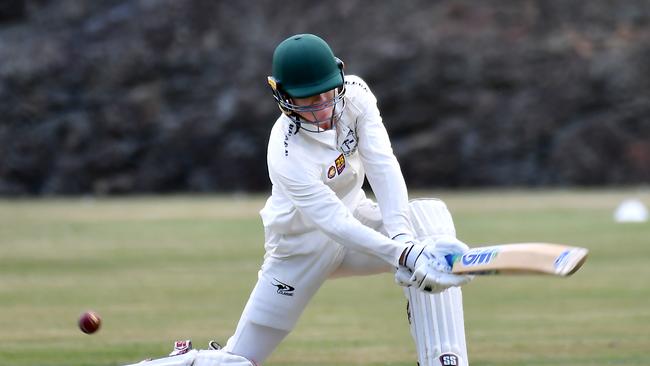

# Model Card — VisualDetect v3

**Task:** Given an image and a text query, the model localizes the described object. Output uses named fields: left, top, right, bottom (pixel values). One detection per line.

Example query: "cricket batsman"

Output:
left=124, top=34, right=473, bottom=366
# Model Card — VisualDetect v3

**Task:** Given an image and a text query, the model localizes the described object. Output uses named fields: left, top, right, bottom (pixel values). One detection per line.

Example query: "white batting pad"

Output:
left=409, top=198, right=456, bottom=238
left=405, top=198, right=469, bottom=366
left=404, top=286, right=468, bottom=366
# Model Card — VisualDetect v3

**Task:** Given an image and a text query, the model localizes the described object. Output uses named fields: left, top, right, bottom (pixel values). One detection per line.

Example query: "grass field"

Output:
left=1, top=190, right=649, bottom=366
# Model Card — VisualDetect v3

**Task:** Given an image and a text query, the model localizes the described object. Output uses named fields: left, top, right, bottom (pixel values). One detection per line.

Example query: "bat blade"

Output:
left=448, top=243, right=589, bottom=276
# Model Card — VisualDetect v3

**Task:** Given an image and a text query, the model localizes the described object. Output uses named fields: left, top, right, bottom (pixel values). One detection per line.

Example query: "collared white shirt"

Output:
left=260, top=75, right=412, bottom=266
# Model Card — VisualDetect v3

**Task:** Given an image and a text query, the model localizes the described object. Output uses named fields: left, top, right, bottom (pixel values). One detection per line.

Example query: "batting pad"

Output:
left=404, top=198, right=469, bottom=366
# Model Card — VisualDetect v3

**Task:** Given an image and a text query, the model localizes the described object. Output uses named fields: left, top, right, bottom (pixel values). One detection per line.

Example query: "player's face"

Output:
left=292, top=89, right=338, bottom=130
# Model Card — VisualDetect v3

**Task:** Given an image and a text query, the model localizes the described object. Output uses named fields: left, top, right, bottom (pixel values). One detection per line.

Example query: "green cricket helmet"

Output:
left=267, top=34, right=346, bottom=132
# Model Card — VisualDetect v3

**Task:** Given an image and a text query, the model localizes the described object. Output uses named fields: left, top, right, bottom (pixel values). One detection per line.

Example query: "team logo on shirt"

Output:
left=337, top=127, right=358, bottom=157
left=334, top=154, right=345, bottom=175
left=335, top=154, right=346, bottom=174
left=327, top=154, right=347, bottom=179
left=327, top=166, right=337, bottom=179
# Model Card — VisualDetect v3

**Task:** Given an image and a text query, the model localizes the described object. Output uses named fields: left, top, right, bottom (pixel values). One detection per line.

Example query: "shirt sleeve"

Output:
left=355, top=85, right=414, bottom=240
left=269, top=158, right=405, bottom=267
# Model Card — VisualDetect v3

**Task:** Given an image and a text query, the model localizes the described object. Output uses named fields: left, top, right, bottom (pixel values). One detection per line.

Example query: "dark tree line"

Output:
left=1, top=0, right=649, bottom=195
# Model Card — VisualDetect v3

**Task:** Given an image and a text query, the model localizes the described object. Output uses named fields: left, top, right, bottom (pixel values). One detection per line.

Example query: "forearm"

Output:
left=323, top=208, right=405, bottom=267
left=365, top=158, right=413, bottom=239
left=359, top=116, right=414, bottom=238
left=280, top=179, right=405, bottom=266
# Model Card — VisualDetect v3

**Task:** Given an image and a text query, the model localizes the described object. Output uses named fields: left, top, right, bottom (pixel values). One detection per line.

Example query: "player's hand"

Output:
left=398, top=236, right=473, bottom=293
left=394, top=266, right=414, bottom=287
left=393, top=233, right=423, bottom=287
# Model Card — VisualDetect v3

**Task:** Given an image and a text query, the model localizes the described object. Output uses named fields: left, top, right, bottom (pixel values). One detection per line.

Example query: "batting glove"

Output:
left=398, top=236, right=473, bottom=293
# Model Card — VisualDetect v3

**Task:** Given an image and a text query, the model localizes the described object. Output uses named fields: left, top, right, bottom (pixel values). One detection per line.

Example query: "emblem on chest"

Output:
left=337, top=125, right=358, bottom=157
left=327, top=153, right=347, bottom=179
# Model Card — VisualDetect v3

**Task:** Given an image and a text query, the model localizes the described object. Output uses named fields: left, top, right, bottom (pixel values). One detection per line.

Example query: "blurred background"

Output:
left=2, top=3, right=650, bottom=365
left=1, top=0, right=649, bottom=196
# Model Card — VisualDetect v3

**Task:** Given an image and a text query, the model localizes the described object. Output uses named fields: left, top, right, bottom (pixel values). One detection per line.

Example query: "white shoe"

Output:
left=208, top=340, right=222, bottom=351
left=169, top=339, right=193, bottom=356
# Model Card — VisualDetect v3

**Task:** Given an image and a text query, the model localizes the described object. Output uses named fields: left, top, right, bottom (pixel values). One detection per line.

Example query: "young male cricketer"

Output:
left=124, top=34, right=473, bottom=366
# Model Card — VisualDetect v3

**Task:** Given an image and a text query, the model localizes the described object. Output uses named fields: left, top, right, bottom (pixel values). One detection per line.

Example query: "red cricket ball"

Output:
left=78, top=311, right=101, bottom=334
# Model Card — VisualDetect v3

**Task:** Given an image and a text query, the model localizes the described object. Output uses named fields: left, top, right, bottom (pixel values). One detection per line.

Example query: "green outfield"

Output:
left=1, top=190, right=649, bottom=366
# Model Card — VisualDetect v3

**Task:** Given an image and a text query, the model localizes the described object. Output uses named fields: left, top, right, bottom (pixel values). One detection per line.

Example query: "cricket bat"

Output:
left=446, top=243, right=589, bottom=276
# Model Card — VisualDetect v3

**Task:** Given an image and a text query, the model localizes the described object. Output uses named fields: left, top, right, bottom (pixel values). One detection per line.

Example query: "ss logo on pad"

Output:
left=439, top=353, right=459, bottom=366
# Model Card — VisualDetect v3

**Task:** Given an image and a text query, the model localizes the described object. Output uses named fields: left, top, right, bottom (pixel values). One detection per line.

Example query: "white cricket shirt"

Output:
left=260, top=75, right=413, bottom=267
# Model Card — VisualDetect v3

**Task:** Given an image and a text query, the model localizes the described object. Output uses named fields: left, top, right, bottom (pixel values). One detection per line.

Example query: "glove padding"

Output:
left=396, top=235, right=473, bottom=293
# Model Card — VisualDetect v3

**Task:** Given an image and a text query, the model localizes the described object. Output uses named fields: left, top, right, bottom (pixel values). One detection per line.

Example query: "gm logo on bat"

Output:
left=461, top=248, right=499, bottom=266
left=553, top=249, right=578, bottom=270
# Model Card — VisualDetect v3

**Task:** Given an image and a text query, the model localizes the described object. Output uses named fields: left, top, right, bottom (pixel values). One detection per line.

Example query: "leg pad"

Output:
left=405, top=198, right=469, bottom=366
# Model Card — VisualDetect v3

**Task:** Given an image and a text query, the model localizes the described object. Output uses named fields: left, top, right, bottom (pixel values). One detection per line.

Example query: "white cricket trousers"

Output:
left=224, top=199, right=392, bottom=363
